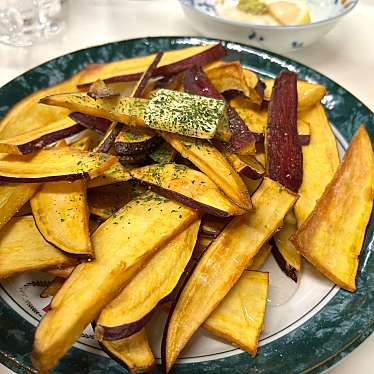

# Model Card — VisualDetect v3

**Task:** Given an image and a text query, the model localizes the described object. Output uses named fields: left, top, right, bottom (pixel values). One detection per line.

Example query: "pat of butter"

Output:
left=144, top=89, right=226, bottom=139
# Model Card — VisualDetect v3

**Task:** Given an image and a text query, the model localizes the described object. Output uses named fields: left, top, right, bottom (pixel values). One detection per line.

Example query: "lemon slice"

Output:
left=266, top=0, right=311, bottom=25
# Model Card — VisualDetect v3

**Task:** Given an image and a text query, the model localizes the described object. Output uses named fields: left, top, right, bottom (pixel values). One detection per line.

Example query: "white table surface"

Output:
left=0, top=0, right=373, bottom=373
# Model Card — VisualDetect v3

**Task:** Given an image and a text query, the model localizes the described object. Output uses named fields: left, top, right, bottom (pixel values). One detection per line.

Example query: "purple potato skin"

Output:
left=95, top=312, right=153, bottom=341
left=16, top=124, right=84, bottom=154
left=183, top=66, right=256, bottom=154
left=0, top=172, right=91, bottom=183
left=32, top=218, right=92, bottom=261
left=96, top=122, right=122, bottom=153
left=91, top=321, right=156, bottom=373
left=254, top=133, right=310, bottom=146
left=115, top=136, right=161, bottom=156
left=69, top=112, right=111, bottom=134
left=266, top=70, right=302, bottom=193
left=95, top=260, right=198, bottom=341
left=77, top=44, right=227, bottom=90
left=271, top=240, right=298, bottom=283
left=94, top=52, right=163, bottom=154
left=132, top=179, right=231, bottom=218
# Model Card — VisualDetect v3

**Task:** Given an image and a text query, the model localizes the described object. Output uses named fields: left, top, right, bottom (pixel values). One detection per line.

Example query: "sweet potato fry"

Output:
left=0, top=183, right=40, bottom=231
left=291, top=125, right=374, bottom=291
left=130, top=163, right=246, bottom=217
left=96, top=221, right=200, bottom=340
left=115, top=129, right=159, bottom=156
left=0, top=147, right=117, bottom=182
left=32, top=191, right=198, bottom=373
left=0, top=118, right=83, bottom=155
left=0, top=65, right=97, bottom=139
left=223, top=151, right=265, bottom=180
left=77, top=44, right=226, bottom=89
left=294, top=104, right=339, bottom=225
left=265, top=71, right=302, bottom=193
left=183, top=65, right=256, bottom=155
left=230, top=96, right=310, bottom=138
left=69, top=112, right=111, bottom=134
left=263, top=79, right=326, bottom=111
left=0, top=217, right=76, bottom=278
left=88, top=183, right=133, bottom=220
left=95, top=122, right=122, bottom=153
left=40, top=94, right=148, bottom=129
left=99, top=329, right=155, bottom=373
left=161, top=133, right=252, bottom=211
left=97, top=51, right=163, bottom=153
left=273, top=210, right=301, bottom=274
left=247, top=243, right=272, bottom=270
left=31, top=179, right=92, bottom=258
left=87, top=162, right=133, bottom=188
left=162, top=178, right=297, bottom=372
left=205, top=61, right=264, bottom=105
left=203, top=271, right=268, bottom=356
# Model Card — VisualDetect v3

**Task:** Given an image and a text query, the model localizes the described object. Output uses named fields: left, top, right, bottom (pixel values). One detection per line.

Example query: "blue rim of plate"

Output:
left=0, top=36, right=373, bottom=374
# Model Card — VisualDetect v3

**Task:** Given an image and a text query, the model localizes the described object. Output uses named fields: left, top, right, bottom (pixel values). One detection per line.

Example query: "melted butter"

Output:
left=216, top=2, right=280, bottom=25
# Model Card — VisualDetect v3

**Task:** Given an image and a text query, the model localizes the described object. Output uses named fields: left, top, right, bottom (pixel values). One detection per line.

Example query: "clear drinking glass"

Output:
left=0, top=0, right=64, bottom=47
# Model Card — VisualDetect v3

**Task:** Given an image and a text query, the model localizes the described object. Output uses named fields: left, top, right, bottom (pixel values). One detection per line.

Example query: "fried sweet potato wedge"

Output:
left=203, top=271, right=269, bottom=356
left=115, top=129, right=159, bottom=156
left=96, top=220, right=200, bottom=340
left=77, top=44, right=225, bottom=89
left=41, top=90, right=228, bottom=141
left=274, top=210, right=301, bottom=272
left=162, top=178, right=297, bottom=372
left=265, top=71, right=302, bottom=193
left=247, top=243, right=272, bottom=270
left=0, top=217, right=76, bottom=278
left=183, top=65, right=256, bottom=155
left=205, top=61, right=264, bottom=105
left=200, top=216, right=230, bottom=238
left=0, top=65, right=97, bottom=139
left=70, top=133, right=94, bottom=151
left=87, top=162, right=133, bottom=188
left=69, top=112, right=111, bottom=134
left=230, top=96, right=310, bottom=138
left=294, top=104, right=339, bottom=225
left=130, top=163, right=246, bottom=217
left=263, top=79, right=326, bottom=111
left=32, top=191, right=197, bottom=373
left=0, top=147, right=117, bottom=182
left=223, top=151, right=265, bottom=180
left=88, top=183, right=133, bottom=220
left=0, top=118, right=83, bottom=154
left=31, top=177, right=92, bottom=259
left=149, top=142, right=177, bottom=164
left=96, top=51, right=163, bottom=154
left=95, top=121, right=122, bottom=153
left=242, top=175, right=263, bottom=195
left=40, top=93, right=148, bottom=129
left=0, top=183, right=40, bottom=231
left=291, top=125, right=374, bottom=291
left=99, top=329, right=155, bottom=373
left=161, top=133, right=252, bottom=211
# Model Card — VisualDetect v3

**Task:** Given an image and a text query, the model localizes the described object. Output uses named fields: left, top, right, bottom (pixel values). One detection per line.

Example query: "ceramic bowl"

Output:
left=179, top=0, right=358, bottom=53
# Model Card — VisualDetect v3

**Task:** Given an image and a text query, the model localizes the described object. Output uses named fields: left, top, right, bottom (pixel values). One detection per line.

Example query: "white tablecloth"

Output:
left=0, top=0, right=373, bottom=373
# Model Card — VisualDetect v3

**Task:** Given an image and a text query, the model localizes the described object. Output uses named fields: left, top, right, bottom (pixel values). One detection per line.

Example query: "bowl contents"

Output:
left=216, top=0, right=311, bottom=25
left=0, top=43, right=373, bottom=374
